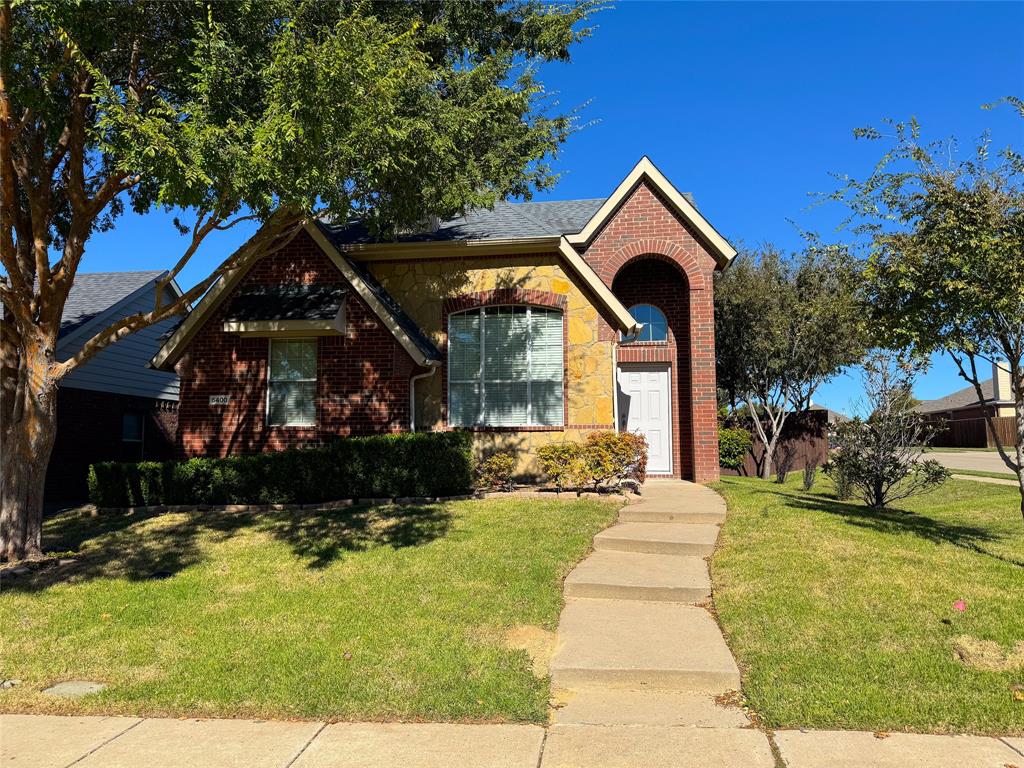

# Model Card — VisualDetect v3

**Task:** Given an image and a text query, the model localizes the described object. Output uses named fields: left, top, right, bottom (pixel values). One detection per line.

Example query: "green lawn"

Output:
left=0, top=497, right=617, bottom=722
left=711, top=475, right=1024, bottom=735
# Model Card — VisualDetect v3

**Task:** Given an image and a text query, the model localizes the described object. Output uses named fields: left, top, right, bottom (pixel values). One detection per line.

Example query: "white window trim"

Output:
left=621, top=303, right=669, bottom=344
left=266, top=338, right=318, bottom=428
left=447, top=305, right=564, bottom=428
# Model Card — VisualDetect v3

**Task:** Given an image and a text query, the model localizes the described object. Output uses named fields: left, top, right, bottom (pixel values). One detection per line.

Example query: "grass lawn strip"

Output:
left=711, top=475, right=1024, bottom=735
left=0, top=497, right=618, bottom=723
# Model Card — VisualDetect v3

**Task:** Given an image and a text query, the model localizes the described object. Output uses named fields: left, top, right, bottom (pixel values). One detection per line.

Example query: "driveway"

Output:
left=927, top=451, right=1016, bottom=475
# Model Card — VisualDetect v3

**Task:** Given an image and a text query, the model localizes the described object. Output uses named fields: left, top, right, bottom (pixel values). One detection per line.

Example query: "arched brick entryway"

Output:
left=611, top=257, right=694, bottom=479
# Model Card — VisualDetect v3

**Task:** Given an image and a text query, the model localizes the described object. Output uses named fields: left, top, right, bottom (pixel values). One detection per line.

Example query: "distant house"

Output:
left=45, top=272, right=184, bottom=501
left=914, top=362, right=1016, bottom=448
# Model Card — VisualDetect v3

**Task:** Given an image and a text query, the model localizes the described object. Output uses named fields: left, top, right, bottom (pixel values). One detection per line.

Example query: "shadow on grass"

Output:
left=2, top=503, right=452, bottom=593
left=787, top=492, right=1024, bottom=569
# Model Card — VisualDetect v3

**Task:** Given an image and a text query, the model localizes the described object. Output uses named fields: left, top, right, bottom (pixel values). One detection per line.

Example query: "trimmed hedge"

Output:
left=88, top=432, right=474, bottom=508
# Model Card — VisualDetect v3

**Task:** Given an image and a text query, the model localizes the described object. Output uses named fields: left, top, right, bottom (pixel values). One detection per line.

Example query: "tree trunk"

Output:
left=1015, top=396, right=1024, bottom=525
left=759, top=432, right=780, bottom=481
left=0, top=343, right=59, bottom=561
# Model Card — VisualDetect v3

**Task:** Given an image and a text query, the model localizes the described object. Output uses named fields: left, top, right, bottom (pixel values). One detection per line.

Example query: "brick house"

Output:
left=152, top=158, right=736, bottom=481
left=15, top=272, right=184, bottom=501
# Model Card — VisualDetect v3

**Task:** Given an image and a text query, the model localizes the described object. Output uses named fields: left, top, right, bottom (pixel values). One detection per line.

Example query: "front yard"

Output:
left=712, top=475, right=1024, bottom=735
left=0, top=497, right=617, bottom=722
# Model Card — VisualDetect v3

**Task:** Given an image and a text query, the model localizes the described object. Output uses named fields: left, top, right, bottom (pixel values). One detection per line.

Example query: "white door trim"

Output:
left=616, top=362, right=673, bottom=475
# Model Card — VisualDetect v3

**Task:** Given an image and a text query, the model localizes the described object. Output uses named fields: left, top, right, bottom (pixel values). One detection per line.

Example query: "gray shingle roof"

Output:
left=225, top=284, right=348, bottom=322
left=319, top=199, right=608, bottom=246
left=1, top=271, right=166, bottom=337
left=60, top=271, right=166, bottom=337
left=914, top=379, right=998, bottom=414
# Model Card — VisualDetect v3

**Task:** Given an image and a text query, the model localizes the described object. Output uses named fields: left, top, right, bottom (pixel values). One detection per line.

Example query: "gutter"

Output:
left=410, top=366, right=439, bottom=432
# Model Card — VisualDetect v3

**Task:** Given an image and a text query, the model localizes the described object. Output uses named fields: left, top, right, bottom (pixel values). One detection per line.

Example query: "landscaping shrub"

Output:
left=802, top=459, right=818, bottom=491
left=537, top=432, right=647, bottom=492
left=88, top=432, right=474, bottom=507
left=718, top=426, right=752, bottom=470
left=536, top=442, right=585, bottom=492
left=475, top=452, right=517, bottom=492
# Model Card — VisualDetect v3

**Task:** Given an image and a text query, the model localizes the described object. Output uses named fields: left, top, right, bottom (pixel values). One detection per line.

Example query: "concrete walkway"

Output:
left=952, top=472, right=1021, bottom=487
left=4, top=480, right=1023, bottom=767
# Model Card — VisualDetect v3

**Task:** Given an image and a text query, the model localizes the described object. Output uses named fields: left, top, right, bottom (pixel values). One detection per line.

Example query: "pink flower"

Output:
left=953, top=599, right=967, bottom=612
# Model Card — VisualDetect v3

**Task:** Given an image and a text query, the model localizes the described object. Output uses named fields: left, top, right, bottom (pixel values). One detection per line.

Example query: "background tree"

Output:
left=715, top=244, right=866, bottom=479
left=0, top=0, right=597, bottom=560
left=832, top=104, right=1024, bottom=520
left=825, top=352, right=949, bottom=509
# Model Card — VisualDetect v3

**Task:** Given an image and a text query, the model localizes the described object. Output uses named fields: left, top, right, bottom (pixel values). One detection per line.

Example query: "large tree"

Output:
left=0, top=0, right=597, bottom=559
left=715, top=245, right=866, bottom=479
left=833, top=104, right=1024, bottom=521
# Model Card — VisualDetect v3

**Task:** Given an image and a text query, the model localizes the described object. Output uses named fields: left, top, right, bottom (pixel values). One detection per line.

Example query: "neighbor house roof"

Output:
left=0, top=271, right=188, bottom=401
left=913, top=379, right=1005, bottom=414
left=0, top=271, right=167, bottom=336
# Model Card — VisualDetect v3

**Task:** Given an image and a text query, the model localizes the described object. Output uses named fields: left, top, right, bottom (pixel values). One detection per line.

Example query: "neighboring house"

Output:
left=152, top=158, right=736, bottom=481
left=40, top=272, right=183, bottom=501
left=914, top=362, right=1017, bottom=448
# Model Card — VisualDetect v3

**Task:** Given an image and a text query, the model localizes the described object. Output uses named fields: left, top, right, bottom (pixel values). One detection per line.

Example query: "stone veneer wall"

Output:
left=368, top=255, right=618, bottom=475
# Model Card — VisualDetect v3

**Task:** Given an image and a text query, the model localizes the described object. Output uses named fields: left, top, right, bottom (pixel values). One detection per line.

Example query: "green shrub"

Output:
left=475, top=452, right=517, bottom=492
left=536, top=442, right=585, bottom=491
left=718, top=426, right=752, bottom=470
left=88, top=432, right=474, bottom=508
left=537, top=432, right=648, bottom=491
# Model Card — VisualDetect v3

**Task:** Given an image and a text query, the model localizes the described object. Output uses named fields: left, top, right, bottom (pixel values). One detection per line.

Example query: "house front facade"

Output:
left=152, top=158, right=736, bottom=481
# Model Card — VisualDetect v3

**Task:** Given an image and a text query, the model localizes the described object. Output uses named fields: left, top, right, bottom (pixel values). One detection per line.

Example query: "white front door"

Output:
left=617, top=365, right=673, bottom=474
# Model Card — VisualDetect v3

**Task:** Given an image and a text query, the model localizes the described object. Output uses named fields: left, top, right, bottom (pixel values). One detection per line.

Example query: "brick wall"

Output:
left=46, top=387, right=178, bottom=503
left=176, top=230, right=415, bottom=457
left=579, top=180, right=721, bottom=482
left=611, top=259, right=692, bottom=478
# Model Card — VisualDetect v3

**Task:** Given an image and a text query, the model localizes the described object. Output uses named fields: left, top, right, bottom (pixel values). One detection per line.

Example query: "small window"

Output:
left=267, top=339, right=317, bottom=427
left=621, top=304, right=668, bottom=343
left=448, top=306, right=564, bottom=427
left=122, top=412, right=144, bottom=442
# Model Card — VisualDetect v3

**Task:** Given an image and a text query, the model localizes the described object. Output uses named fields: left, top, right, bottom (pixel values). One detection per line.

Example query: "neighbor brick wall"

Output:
left=176, top=230, right=416, bottom=457
left=579, top=180, right=721, bottom=482
left=46, top=387, right=178, bottom=503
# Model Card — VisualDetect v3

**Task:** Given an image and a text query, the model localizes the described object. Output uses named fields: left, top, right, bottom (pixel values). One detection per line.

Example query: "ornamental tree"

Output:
left=832, top=104, right=1024, bottom=521
left=825, top=352, right=949, bottom=509
left=715, top=245, right=866, bottom=479
left=0, top=0, right=597, bottom=559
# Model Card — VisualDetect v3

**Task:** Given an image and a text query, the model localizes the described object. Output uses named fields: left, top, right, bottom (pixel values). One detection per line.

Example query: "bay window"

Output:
left=448, top=306, right=563, bottom=427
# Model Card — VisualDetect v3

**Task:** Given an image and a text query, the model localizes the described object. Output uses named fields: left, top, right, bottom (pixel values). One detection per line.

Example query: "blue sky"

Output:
left=82, top=1, right=1024, bottom=413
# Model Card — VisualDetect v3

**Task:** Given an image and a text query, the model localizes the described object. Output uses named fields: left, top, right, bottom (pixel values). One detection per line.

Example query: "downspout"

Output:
left=410, top=366, right=438, bottom=432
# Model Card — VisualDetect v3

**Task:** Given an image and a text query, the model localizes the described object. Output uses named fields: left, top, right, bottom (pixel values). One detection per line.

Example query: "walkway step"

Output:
left=593, top=522, right=719, bottom=557
left=619, top=507, right=724, bottom=524
left=541, top=724, right=775, bottom=768
left=549, top=598, right=740, bottom=692
left=564, top=551, right=710, bottom=603
left=551, top=687, right=748, bottom=727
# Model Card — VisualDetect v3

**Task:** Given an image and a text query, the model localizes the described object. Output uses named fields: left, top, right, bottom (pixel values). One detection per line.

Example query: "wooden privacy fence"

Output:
left=722, top=410, right=831, bottom=478
left=928, top=416, right=1018, bottom=449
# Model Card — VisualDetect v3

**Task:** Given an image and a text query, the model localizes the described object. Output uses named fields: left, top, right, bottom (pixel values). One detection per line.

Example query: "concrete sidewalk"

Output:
left=4, top=480, right=1022, bottom=767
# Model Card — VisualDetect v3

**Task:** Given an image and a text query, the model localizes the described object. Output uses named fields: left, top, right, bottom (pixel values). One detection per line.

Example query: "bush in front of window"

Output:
left=474, top=452, right=517, bottom=492
left=87, top=432, right=474, bottom=508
